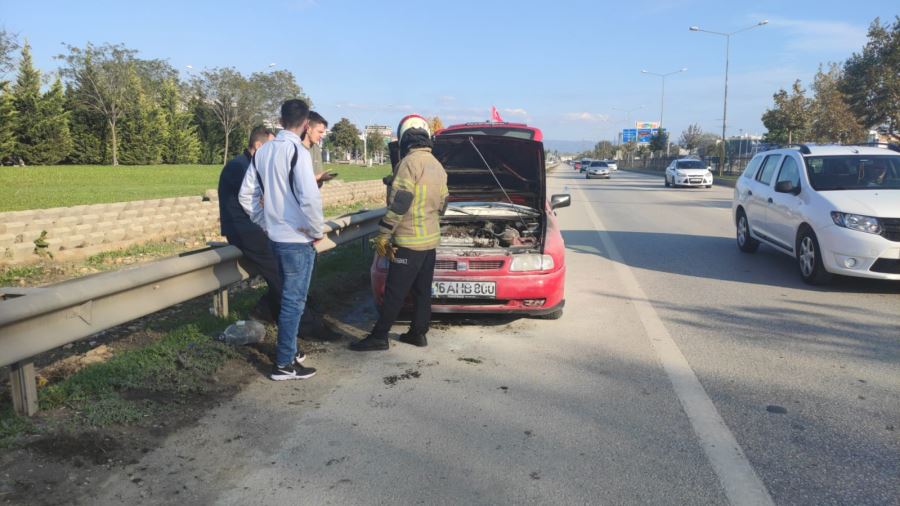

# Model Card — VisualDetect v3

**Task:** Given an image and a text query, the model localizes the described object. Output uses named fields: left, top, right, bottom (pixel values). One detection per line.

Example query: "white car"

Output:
left=604, top=160, right=618, bottom=171
left=732, top=144, right=900, bottom=284
left=665, top=159, right=713, bottom=188
left=586, top=161, right=611, bottom=179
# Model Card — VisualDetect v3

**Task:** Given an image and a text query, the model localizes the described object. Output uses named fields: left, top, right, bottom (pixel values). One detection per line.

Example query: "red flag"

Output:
left=490, top=106, right=504, bottom=123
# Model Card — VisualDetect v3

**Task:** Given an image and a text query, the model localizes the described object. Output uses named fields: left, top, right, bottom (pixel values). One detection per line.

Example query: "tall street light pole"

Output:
left=690, top=20, right=767, bottom=175
left=641, top=68, right=687, bottom=157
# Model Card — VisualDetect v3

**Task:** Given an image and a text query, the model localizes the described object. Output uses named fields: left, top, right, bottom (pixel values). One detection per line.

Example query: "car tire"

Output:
left=664, top=177, right=670, bottom=187
left=796, top=227, right=832, bottom=285
left=536, top=308, right=563, bottom=320
left=736, top=209, right=760, bottom=253
left=706, top=185, right=712, bottom=189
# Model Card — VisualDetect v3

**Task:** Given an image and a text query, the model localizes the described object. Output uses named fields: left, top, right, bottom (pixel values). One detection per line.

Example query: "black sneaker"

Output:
left=270, top=364, right=317, bottom=381
left=349, top=334, right=389, bottom=352
left=294, top=351, right=307, bottom=366
left=398, top=332, right=427, bottom=347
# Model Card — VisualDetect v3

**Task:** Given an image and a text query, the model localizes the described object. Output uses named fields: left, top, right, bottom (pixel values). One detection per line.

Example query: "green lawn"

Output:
left=0, top=163, right=391, bottom=212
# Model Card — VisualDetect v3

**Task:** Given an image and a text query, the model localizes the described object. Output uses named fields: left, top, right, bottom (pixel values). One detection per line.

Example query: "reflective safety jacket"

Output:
left=379, top=147, right=448, bottom=251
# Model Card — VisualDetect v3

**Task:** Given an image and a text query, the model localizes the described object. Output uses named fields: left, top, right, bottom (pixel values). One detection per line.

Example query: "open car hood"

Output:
left=389, top=136, right=546, bottom=211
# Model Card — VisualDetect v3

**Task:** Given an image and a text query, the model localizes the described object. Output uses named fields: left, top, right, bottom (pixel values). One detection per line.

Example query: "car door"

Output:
left=767, top=155, right=804, bottom=250
left=745, top=154, right=782, bottom=238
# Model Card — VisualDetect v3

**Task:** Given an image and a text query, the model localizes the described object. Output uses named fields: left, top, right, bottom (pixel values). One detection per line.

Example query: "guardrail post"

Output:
left=10, top=361, right=38, bottom=416
left=213, top=288, right=229, bottom=318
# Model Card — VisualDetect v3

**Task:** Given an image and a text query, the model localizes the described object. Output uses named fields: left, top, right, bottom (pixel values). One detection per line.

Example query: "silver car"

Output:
left=586, top=161, right=611, bottom=179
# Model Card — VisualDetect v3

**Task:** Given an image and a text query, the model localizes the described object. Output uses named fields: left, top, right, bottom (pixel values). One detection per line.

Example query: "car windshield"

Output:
left=591, top=162, right=607, bottom=167
left=804, top=155, right=900, bottom=191
left=677, top=161, right=705, bottom=169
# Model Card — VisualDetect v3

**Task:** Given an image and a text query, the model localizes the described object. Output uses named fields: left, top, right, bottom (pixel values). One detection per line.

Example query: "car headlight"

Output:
left=831, top=212, right=883, bottom=235
left=676, top=171, right=685, bottom=176
left=706, top=171, right=713, bottom=177
left=509, top=254, right=554, bottom=272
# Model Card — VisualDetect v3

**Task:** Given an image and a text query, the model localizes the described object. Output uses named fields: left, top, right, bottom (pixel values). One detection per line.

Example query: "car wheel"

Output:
left=664, top=176, right=670, bottom=187
left=736, top=210, right=759, bottom=253
left=796, top=228, right=832, bottom=285
left=706, top=185, right=712, bottom=189
left=536, top=308, right=563, bottom=320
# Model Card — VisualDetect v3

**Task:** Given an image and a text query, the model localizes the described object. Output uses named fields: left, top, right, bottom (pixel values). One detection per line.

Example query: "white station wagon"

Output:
left=732, top=144, right=900, bottom=284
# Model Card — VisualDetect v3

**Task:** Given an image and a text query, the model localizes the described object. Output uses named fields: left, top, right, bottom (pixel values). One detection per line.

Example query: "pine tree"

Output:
left=65, top=82, right=108, bottom=164
left=0, top=82, right=15, bottom=160
left=160, top=79, right=200, bottom=164
left=118, top=70, right=167, bottom=165
left=11, top=40, right=41, bottom=164
left=30, top=77, right=73, bottom=164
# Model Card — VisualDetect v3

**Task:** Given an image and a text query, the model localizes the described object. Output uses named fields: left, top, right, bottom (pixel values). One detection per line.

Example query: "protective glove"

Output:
left=370, top=233, right=396, bottom=261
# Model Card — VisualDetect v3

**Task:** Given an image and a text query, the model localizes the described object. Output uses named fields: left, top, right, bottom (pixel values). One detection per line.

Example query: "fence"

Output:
left=0, top=208, right=387, bottom=416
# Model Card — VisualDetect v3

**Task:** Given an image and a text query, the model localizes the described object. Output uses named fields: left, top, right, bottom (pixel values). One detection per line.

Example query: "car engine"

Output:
left=439, top=220, right=540, bottom=250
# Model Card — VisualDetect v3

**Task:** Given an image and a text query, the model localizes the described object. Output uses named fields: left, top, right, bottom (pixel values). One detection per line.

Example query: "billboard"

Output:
left=636, top=121, right=660, bottom=129
left=622, top=128, right=667, bottom=144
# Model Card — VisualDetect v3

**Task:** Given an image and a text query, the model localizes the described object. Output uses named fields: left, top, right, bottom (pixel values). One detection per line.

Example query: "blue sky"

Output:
left=1, top=0, right=895, bottom=142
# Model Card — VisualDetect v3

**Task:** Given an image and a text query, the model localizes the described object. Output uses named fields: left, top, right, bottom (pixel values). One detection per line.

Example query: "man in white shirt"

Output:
left=239, top=99, right=323, bottom=381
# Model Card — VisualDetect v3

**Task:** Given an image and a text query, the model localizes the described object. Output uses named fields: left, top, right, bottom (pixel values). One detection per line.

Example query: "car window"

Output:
left=676, top=160, right=705, bottom=169
left=742, top=156, right=764, bottom=179
left=756, top=154, right=783, bottom=185
left=776, top=156, right=801, bottom=187
left=804, top=155, right=900, bottom=190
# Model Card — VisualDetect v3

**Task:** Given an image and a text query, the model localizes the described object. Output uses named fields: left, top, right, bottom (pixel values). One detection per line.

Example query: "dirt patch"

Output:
left=0, top=356, right=258, bottom=506
left=383, top=369, right=422, bottom=386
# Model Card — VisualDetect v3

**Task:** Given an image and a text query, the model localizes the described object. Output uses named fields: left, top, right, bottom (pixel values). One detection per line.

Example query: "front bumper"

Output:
left=587, top=171, right=610, bottom=178
left=371, top=260, right=567, bottom=314
left=675, top=175, right=712, bottom=186
left=818, top=224, right=900, bottom=280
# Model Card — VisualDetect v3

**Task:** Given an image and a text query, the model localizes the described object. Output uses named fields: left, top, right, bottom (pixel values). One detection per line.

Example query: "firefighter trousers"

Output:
left=372, top=247, right=436, bottom=337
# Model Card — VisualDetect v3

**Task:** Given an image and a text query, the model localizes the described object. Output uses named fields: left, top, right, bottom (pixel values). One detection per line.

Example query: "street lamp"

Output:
left=690, top=20, right=768, bottom=175
left=641, top=68, right=687, bottom=156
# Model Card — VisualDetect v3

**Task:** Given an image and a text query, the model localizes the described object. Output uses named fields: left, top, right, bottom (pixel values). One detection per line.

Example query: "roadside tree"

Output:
left=193, top=68, right=244, bottom=165
left=13, top=43, right=72, bottom=164
left=366, top=130, right=385, bottom=162
left=58, top=43, right=151, bottom=166
left=761, top=80, right=811, bottom=144
left=429, top=116, right=444, bottom=133
left=328, top=118, right=362, bottom=160
left=0, top=29, right=19, bottom=79
left=841, top=16, right=900, bottom=137
left=592, top=140, right=616, bottom=160
left=160, top=79, right=201, bottom=164
left=679, top=123, right=703, bottom=153
left=0, top=82, right=15, bottom=160
left=810, top=63, right=867, bottom=144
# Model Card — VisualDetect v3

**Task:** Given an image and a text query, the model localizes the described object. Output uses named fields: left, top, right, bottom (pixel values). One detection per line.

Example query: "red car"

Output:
left=370, top=124, right=570, bottom=318
left=434, top=121, right=543, bottom=142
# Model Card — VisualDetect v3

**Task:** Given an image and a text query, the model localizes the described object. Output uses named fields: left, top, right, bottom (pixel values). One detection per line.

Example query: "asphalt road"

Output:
left=93, top=168, right=899, bottom=505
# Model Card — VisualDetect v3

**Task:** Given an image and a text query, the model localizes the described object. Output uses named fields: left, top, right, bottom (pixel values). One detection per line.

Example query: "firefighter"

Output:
left=350, top=114, right=448, bottom=351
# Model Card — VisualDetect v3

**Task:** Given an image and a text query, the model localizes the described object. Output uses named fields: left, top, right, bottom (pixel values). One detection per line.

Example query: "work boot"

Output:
left=349, top=334, right=389, bottom=352
left=398, top=332, right=427, bottom=347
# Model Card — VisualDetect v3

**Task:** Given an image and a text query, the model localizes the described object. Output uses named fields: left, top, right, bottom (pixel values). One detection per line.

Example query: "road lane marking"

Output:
left=575, top=185, right=775, bottom=506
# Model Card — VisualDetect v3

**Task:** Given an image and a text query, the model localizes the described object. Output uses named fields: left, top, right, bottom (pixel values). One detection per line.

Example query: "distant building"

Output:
left=365, top=125, right=394, bottom=141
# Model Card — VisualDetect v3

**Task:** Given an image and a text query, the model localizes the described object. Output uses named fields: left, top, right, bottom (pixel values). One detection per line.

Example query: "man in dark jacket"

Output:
left=218, top=126, right=280, bottom=321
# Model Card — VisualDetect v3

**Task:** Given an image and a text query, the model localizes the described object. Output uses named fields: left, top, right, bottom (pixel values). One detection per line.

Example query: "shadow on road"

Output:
left=562, top=229, right=900, bottom=295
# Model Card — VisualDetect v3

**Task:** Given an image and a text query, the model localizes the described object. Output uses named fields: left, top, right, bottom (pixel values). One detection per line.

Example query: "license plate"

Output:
left=432, top=281, right=496, bottom=298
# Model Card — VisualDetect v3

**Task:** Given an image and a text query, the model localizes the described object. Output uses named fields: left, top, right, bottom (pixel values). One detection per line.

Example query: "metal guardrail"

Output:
left=0, top=207, right=386, bottom=415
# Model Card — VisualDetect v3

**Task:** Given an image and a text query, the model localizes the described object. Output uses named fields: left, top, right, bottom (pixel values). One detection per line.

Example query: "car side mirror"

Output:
left=775, top=180, right=800, bottom=195
left=550, top=194, right=571, bottom=210
left=707, top=166, right=712, bottom=171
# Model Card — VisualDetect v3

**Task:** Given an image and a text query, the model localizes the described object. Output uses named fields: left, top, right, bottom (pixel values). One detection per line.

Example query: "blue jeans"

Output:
left=269, top=240, right=316, bottom=367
